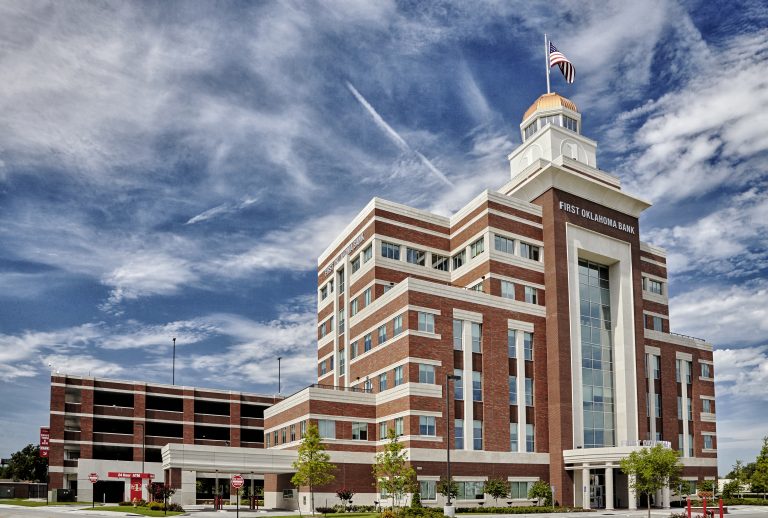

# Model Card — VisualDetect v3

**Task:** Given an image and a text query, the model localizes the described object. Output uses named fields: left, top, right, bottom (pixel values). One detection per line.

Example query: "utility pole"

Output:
left=172, top=337, right=176, bottom=385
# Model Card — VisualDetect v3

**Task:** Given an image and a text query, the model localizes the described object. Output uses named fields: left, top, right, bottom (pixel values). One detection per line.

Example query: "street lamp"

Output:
left=136, top=423, right=146, bottom=499
left=445, top=374, right=460, bottom=515
left=277, top=357, right=282, bottom=394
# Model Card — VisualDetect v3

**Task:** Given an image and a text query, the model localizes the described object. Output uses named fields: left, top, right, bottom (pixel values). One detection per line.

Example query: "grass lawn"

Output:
left=0, top=499, right=92, bottom=507
left=82, top=505, right=183, bottom=516
left=263, top=514, right=378, bottom=518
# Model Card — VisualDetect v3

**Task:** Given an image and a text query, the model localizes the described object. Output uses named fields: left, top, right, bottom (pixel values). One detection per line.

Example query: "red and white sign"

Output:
left=88, top=473, right=99, bottom=483
left=108, top=472, right=154, bottom=479
left=231, top=474, right=244, bottom=489
left=39, top=427, right=50, bottom=458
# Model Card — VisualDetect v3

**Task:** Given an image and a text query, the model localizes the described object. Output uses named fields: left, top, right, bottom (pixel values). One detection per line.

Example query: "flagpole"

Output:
left=544, top=33, right=551, bottom=94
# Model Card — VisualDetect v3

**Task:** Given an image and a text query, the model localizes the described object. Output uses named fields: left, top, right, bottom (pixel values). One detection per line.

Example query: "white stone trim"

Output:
left=641, top=256, right=667, bottom=268
left=647, top=330, right=712, bottom=351
left=375, top=215, right=449, bottom=238
left=449, top=190, right=541, bottom=229
left=408, top=305, right=442, bottom=316
left=407, top=448, right=550, bottom=464
left=643, top=310, right=668, bottom=319
left=489, top=272, right=546, bottom=291
left=452, top=309, right=483, bottom=323
left=643, top=291, right=668, bottom=305
left=507, top=319, right=534, bottom=333
left=488, top=249, right=546, bottom=273
left=640, top=241, right=667, bottom=258
left=645, top=345, right=661, bottom=355
left=488, top=209, right=544, bottom=229
left=675, top=351, right=694, bottom=361
left=409, top=330, right=441, bottom=340
left=698, top=359, right=714, bottom=365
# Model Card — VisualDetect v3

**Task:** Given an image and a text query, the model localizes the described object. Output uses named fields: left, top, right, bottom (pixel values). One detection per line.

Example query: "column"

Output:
left=628, top=474, right=637, bottom=510
left=663, top=483, right=671, bottom=509
left=605, top=467, right=614, bottom=510
left=516, top=329, right=526, bottom=452
left=462, top=321, right=474, bottom=449
left=582, top=468, right=591, bottom=510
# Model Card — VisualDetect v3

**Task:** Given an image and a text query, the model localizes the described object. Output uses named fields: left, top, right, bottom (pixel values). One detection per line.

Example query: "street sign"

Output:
left=231, top=474, right=244, bottom=489
left=39, top=427, right=50, bottom=458
left=89, top=473, right=99, bottom=483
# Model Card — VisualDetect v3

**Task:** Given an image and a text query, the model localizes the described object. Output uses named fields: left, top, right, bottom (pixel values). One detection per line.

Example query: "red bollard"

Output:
left=687, top=497, right=692, bottom=518
left=719, top=498, right=724, bottom=518
left=703, top=497, right=707, bottom=518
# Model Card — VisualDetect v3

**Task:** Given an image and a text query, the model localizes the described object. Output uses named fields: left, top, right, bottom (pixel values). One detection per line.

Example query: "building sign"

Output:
left=108, top=472, right=155, bottom=479
left=39, top=427, right=50, bottom=458
left=559, top=201, right=636, bottom=234
left=323, top=234, right=365, bottom=277
left=621, top=439, right=672, bottom=448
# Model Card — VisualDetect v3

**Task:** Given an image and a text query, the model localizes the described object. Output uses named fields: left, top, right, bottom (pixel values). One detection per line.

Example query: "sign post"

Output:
left=88, top=473, right=99, bottom=508
left=231, top=475, right=244, bottom=518
left=39, top=428, right=50, bottom=505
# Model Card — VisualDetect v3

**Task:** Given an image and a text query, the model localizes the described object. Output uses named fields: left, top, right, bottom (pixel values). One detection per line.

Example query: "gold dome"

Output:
left=523, top=93, right=578, bottom=121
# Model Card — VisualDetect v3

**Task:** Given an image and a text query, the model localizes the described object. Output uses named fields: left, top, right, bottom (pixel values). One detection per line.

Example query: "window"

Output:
left=432, top=254, right=449, bottom=271
left=352, top=422, right=368, bottom=440
left=338, top=309, right=345, bottom=333
left=381, top=241, right=400, bottom=260
left=524, top=122, right=537, bottom=140
left=701, top=363, right=712, bottom=378
left=520, top=242, right=540, bottom=261
left=563, top=115, right=578, bottom=132
left=688, top=433, right=694, bottom=457
left=318, top=420, right=335, bottom=439
left=454, top=369, right=464, bottom=400
left=472, top=371, right=482, bottom=401
left=509, top=376, right=517, bottom=404
left=648, top=279, right=663, bottom=295
left=339, top=349, right=345, bottom=375
left=351, top=255, right=361, bottom=273
left=676, top=359, right=681, bottom=383
left=510, top=423, right=518, bottom=451
left=418, top=364, right=435, bottom=384
left=540, top=114, right=558, bottom=127
left=510, top=481, right=532, bottom=499
left=350, top=298, right=358, bottom=316
left=525, top=423, right=535, bottom=452
left=319, top=322, right=326, bottom=339
left=704, top=435, right=714, bottom=450
left=379, top=422, right=387, bottom=439
left=469, top=282, right=484, bottom=292
left=648, top=354, right=660, bottom=379
left=320, top=285, right=328, bottom=300
left=453, top=320, right=463, bottom=350
left=394, top=365, right=404, bottom=386
left=472, top=420, right=482, bottom=450
left=470, top=237, right=484, bottom=258
left=300, top=420, right=306, bottom=438
left=419, top=416, right=436, bottom=436
left=457, top=481, right=485, bottom=500
left=508, top=329, right=517, bottom=357
left=651, top=316, right=663, bottom=331
left=523, top=332, right=533, bottom=360
left=320, top=360, right=327, bottom=375
left=364, top=333, right=372, bottom=352
left=282, top=428, right=286, bottom=444
left=364, top=287, right=372, bottom=305
left=420, top=480, right=436, bottom=501
left=273, top=430, right=278, bottom=445
left=364, top=378, right=373, bottom=392
left=394, top=417, right=404, bottom=436
left=687, top=397, right=692, bottom=421
left=290, top=424, right=296, bottom=442
left=329, top=280, right=334, bottom=293
left=686, top=360, right=692, bottom=384
left=383, top=284, right=393, bottom=293
left=363, top=244, right=372, bottom=262
left=330, top=356, right=334, bottom=370
left=702, top=399, right=712, bottom=414
left=418, top=312, right=435, bottom=333
left=266, top=433, right=270, bottom=448
left=524, top=286, right=538, bottom=304
left=452, top=250, right=466, bottom=269
left=337, top=269, right=345, bottom=292
left=406, top=247, right=426, bottom=266
left=378, top=325, right=387, bottom=344
left=351, top=341, right=358, bottom=359
left=501, top=280, right=515, bottom=299
left=379, top=373, right=387, bottom=392
left=393, top=315, right=403, bottom=336
left=525, top=378, right=533, bottom=406
left=471, top=322, right=482, bottom=353
left=655, top=393, right=662, bottom=418
left=455, top=419, right=464, bottom=449
left=494, top=234, right=515, bottom=254
left=677, top=396, right=682, bottom=420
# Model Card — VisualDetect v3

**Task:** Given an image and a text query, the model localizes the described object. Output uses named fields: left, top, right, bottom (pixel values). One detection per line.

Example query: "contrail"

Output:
left=346, top=81, right=453, bottom=187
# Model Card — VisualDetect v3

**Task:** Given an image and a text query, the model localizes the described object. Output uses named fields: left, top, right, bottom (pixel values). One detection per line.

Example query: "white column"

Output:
left=647, top=353, right=656, bottom=438
left=462, top=321, right=473, bottom=449
left=516, top=330, right=526, bottom=452
left=605, top=467, right=614, bottom=510
left=628, top=474, right=637, bottom=510
left=582, top=468, right=591, bottom=510
left=663, top=483, right=671, bottom=509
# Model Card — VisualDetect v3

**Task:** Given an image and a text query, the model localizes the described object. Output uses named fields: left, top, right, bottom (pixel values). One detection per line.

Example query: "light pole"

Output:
left=172, top=337, right=176, bottom=385
left=136, top=423, right=146, bottom=499
left=277, top=357, right=282, bottom=394
left=445, top=374, right=460, bottom=516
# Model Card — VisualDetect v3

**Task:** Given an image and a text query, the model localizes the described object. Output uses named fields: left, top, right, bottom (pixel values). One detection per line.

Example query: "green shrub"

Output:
left=411, top=491, right=423, bottom=509
left=455, top=506, right=584, bottom=513
left=167, top=502, right=184, bottom=512
left=721, top=498, right=768, bottom=505
left=396, top=507, right=445, bottom=518
left=148, top=501, right=165, bottom=511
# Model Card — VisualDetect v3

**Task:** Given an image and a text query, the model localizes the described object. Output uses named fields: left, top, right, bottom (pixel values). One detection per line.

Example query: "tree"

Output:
left=4, top=444, right=48, bottom=482
left=484, top=478, right=509, bottom=505
left=436, top=478, right=458, bottom=502
left=750, top=436, right=768, bottom=496
left=291, top=423, right=337, bottom=515
left=620, top=444, right=682, bottom=518
left=336, top=488, right=355, bottom=510
left=372, top=429, right=416, bottom=508
left=698, top=479, right=715, bottom=498
left=721, top=479, right=740, bottom=499
left=528, top=481, right=553, bottom=506
left=410, top=490, right=422, bottom=508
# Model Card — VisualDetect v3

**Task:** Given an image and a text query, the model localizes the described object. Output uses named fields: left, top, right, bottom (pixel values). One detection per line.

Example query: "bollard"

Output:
left=687, top=497, right=692, bottom=518
left=719, top=498, right=723, bottom=518
left=703, top=497, right=707, bottom=518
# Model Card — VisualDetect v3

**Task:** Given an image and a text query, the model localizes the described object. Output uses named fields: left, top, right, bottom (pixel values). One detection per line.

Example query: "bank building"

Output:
left=48, top=92, right=717, bottom=509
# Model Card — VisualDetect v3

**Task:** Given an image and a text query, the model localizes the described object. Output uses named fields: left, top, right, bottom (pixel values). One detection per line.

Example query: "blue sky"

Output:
left=0, top=0, right=766, bottom=475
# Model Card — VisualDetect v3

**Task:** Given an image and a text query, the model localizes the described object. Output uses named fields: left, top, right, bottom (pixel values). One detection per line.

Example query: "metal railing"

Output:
left=669, top=331, right=707, bottom=343
left=308, top=383, right=373, bottom=394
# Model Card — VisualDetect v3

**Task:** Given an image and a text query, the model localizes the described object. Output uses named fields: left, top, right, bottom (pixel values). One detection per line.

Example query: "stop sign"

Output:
left=231, top=474, right=244, bottom=489
left=88, top=473, right=99, bottom=483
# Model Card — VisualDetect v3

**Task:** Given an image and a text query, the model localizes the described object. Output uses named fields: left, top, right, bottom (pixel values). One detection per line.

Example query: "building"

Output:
left=48, top=92, right=718, bottom=510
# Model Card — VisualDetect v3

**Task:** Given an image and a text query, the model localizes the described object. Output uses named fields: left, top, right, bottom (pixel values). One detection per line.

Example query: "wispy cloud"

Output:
left=186, top=195, right=262, bottom=225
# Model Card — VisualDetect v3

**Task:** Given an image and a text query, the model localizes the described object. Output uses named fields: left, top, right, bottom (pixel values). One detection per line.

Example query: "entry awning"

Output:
left=161, top=443, right=298, bottom=474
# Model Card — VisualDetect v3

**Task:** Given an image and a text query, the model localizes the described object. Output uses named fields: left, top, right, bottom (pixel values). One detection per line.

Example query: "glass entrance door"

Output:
left=590, top=472, right=606, bottom=509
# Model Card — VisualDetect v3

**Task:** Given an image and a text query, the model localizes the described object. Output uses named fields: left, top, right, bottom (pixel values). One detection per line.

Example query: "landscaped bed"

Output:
left=0, top=499, right=91, bottom=507
left=82, top=505, right=184, bottom=516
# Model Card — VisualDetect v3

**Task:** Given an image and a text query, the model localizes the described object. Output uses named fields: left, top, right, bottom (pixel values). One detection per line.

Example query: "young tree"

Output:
left=620, top=444, right=682, bottom=518
left=372, top=429, right=416, bottom=508
left=4, top=444, right=48, bottom=482
left=436, top=478, right=459, bottom=503
left=291, top=423, right=337, bottom=515
left=750, top=436, right=768, bottom=497
left=484, top=477, right=509, bottom=505
left=336, top=488, right=355, bottom=510
left=528, top=481, right=553, bottom=506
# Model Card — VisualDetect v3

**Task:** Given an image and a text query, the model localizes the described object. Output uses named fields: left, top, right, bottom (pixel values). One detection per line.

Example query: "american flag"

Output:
left=549, top=41, right=575, bottom=84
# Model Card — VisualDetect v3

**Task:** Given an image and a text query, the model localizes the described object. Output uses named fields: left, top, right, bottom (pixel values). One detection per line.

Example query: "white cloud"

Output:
left=186, top=195, right=261, bottom=225
left=0, top=324, right=101, bottom=366
left=42, top=354, right=125, bottom=378
left=714, top=345, right=768, bottom=400
left=101, top=253, right=198, bottom=309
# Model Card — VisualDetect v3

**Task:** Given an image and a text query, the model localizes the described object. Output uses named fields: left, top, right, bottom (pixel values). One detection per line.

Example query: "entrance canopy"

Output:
left=161, top=443, right=298, bottom=474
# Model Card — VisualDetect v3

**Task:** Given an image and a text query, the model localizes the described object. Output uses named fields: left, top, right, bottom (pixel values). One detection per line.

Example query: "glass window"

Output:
left=524, top=286, right=538, bottom=304
left=393, top=315, right=403, bottom=336
left=686, top=360, right=692, bottom=384
left=702, top=363, right=712, bottom=378
left=510, top=423, right=518, bottom=451
left=330, top=356, right=333, bottom=370
left=520, top=242, right=540, bottom=261
left=470, top=237, right=484, bottom=258
left=318, top=420, right=335, bottom=439
left=540, top=114, right=558, bottom=127
left=379, top=373, right=387, bottom=392
left=509, top=376, right=517, bottom=404
left=418, top=364, right=435, bottom=384
left=649, top=279, right=663, bottom=295
left=473, top=420, right=482, bottom=450
left=418, top=312, right=435, bottom=333
left=688, top=433, right=694, bottom=457
left=471, top=322, right=482, bottom=353
left=524, top=122, right=537, bottom=140
left=320, top=285, right=328, bottom=300
left=394, top=417, right=404, bottom=436
left=419, top=416, right=436, bottom=436
left=650, top=355, right=660, bottom=379
left=352, top=422, right=368, bottom=440
left=379, top=422, right=387, bottom=439
left=457, top=481, right=485, bottom=500
left=351, top=341, right=358, bottom=359
left=524, top=332, right=533, bottom=360
left=432, top=254, right=449, bottom=271
left=469, top=282, right=484, bottom=292
left=702, top=399, right=712, bottom=413
left=363, top=244, right=372, bottom=263
left=282, top=428, right=286, bottom=444
left=364, top=333, right=372, bottom=352
left=364, top=378, right=373, bottom=392
left=704, top=435, right=713, bottom=449
left=338, top=309, right=345, bottom=334
left=525, top=423, right=535, bottom=452
left=319, top=322, right=326, bottom=339
left=510, top=481, right=532, bottom=499
left=453, top=320, right=463, bottom=350
left=339, top=349, right=345, bottom=375
left=394, top=366, right=404, bottom=386
left=329, top=280, right=334, bottom=293
left=455, top=419, right=464, bottom=449
left=420, top=480, right=437, bottom=501
left=381, top=241, right=400, bottom=260
left=454, top=369, right=463, bottom=400
left=676, top=359, right=681, bottom=383
left=351, top=255, right=361, bottom=273
left=525, top=378, right=533, bottom=406
left=651, top=316, right=663, bottom=331
left=687, top=397, right=693, bottom=421
left=266, top=433, right=270, bottom=448
left=563, top=115, right=578, bottom=132
left=656, top=393, right=662, bottom=418
left=406, top=247, right=426, bottom=266
left=300, top=420, right=306, bottom=437
left=378, top=325, right=387, bottom=344
left=472, top=371, right=482, bottom=401
left=319, top=360, right=327, bottom=375
left=508, top=329, right=517, bottom=357
left=677, top=396, right=683, bottom=420
left=337, top=269, right=345, bottom=292
left=289, top=424, right=295, bottom=442
left=452, top=250, right=466, bottom=270
left=501, top=280, right=515, bottom=299
left=350, top=298, right=358, bottom=316
left=364, top=287, right=372, bottom=305
left=494, top=234, right=515, bottom=254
